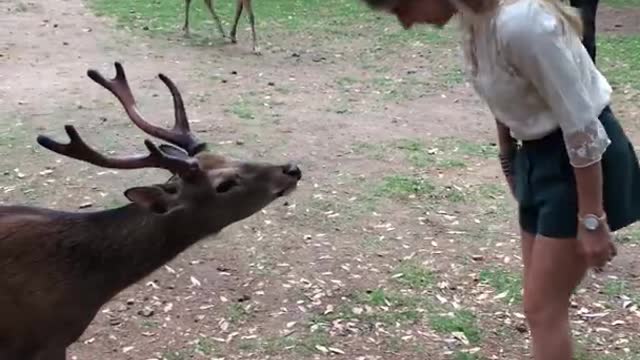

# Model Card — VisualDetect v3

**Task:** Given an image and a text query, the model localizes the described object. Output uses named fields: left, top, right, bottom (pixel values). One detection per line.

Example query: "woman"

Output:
left=360, top=0, right=640, bottom=359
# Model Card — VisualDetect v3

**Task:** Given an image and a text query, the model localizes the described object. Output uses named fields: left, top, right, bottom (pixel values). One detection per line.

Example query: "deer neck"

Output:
left=76, top=204, right=220, bottom=296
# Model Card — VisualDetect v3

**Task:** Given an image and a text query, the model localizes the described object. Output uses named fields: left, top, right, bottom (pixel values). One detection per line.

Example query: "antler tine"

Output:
left=158, top=73, right=207, bottom=156
left=37, top=125, right=200, bottom=176
left=87, top=62, right=206, bottom=156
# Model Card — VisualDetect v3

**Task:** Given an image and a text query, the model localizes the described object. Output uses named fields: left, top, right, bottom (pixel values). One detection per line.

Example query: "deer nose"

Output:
left=282, top=163, right=302, bottom=180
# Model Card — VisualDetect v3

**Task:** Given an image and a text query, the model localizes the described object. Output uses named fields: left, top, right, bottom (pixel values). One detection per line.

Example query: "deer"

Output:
left=0, top=62, right=301, bottom=360
left=183, top=0, right=260, bottom=54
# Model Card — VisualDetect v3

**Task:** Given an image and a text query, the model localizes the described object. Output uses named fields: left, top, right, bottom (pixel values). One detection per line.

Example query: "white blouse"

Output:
left=458, top=0, right=612, bottom=167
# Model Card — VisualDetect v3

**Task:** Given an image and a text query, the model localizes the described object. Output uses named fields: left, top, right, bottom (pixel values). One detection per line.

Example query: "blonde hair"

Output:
left=540, top=0, right=584, bottom=38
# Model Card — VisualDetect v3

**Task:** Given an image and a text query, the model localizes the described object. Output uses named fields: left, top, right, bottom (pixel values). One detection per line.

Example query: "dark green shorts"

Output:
left=514, top=106, right=640, bottom=238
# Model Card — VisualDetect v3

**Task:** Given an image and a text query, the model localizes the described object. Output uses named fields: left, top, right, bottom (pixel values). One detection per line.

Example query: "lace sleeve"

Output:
left=563, top=119, right=611, bottom=168
left=499, top=8, right=611, bottom=167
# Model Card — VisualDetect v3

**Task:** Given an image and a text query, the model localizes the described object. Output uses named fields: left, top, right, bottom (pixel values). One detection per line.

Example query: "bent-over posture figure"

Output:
left=360, top=0, right=640, bottom=359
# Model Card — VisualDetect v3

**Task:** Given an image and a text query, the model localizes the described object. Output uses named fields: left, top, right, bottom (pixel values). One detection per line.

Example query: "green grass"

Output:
left=162, top=350, right=188, bottom=360
left=601, top=0, right=640, bottom=7
left=599, top=35, right=640, bottom=92
left=394, top=139, right=431, bottom=167
left=335, top=76, right=438, bottom=103
left=479, top=268, right=523, bottom=303
left=374, top=175, right=436, bottom=198
left=0, top=120, right=35, bottom=158
left=193, top=338, right=217, bottom=357
left=228, top=303, right=251, bottom=323
left=454, top=352, right=486, bottom=360
left=354, top=137, right=496, bottom=171
left=573, top=343, right=639, bottom=360
left=618, top=224, right=640, bottom=245
left=87, top=0, right=439, bottom=38
left=601, top=279, right=640, bottom=305
left=429, top=310, right=482, bottom=344
left=393, top=262, right=436, bottom=289
left=227, top=98, right=256, bottom=121
left=310, top=288, right=433, bottom=329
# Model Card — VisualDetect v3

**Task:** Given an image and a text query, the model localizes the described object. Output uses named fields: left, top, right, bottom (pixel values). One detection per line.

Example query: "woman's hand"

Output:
left=577, top=220, right=617, bottom=268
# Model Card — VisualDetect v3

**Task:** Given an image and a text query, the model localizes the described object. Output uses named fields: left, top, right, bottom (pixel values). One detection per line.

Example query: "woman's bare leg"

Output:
left=524, top=236, right=587, bottom=360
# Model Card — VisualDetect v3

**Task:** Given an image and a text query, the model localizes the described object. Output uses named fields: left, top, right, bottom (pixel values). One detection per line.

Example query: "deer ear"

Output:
left=159, top=144, right=189, bottom=159
left=124, top=186, right=173, bottom=214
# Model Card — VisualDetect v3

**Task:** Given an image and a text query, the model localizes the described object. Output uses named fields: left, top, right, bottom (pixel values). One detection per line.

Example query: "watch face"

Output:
left=584, top=216, right=599, bottom=230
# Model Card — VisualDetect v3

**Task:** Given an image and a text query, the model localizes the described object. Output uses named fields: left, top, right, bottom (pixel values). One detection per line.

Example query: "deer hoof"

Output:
left=253, top=48, right=262, bottom=56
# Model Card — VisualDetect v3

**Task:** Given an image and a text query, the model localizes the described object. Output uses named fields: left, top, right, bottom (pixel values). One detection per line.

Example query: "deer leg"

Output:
left=203, top=0, right=227, bottom=39
left=230, top=0, right=244, bottom=44
left=183, top=0, right=192, bottom=37
left=244, top=0, right=260, bottom=54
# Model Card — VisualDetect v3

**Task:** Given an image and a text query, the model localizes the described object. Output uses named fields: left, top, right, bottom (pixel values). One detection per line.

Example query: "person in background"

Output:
left=357, top=0, right=640, bottom=359
left=570, top=0, right=599, bottom=62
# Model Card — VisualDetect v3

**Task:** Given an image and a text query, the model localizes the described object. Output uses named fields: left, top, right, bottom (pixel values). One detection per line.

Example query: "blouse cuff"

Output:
left=563, top=119, right=611, bottom=168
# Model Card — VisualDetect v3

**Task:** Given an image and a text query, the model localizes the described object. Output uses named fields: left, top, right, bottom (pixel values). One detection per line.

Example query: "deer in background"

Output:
left=183, top=0, right=260, bottom=54
left=0, top=62, right=301, bottom=360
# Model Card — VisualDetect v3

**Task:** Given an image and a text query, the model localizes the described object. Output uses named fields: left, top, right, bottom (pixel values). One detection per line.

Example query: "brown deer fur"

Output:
left=0, top=62, right=300, bottom=360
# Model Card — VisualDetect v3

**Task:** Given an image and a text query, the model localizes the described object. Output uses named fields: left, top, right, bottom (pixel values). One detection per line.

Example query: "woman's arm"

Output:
left=495, top=120, right=517, bottom=195
left=574, top=163, right=604, bottom=217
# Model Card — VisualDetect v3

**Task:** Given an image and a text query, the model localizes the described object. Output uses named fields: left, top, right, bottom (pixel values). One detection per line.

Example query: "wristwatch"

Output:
left=579, top=213, right=607, bottom=231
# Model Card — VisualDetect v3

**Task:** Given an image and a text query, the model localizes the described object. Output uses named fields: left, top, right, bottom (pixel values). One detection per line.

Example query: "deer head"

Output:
left=37, top=62, right=301, bottom=229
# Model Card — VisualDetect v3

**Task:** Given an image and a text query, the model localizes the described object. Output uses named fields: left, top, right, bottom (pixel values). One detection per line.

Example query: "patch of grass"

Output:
left=336, top=76, right=434, bottom=103
left=444, top=138, right=498, bottom=159
left=361, top=235, right=388, bottom=250
left=88, top=0, right=377, bottom=36
left=599, top=35, right=640, bottom=92
left=228, top=303, right=251, bottom=323
left=439, top=158, right=468, bottom=169
left=436, top=185, right=467, bottom=203
left=294, top=332, right=332, bottom=356
left=479, top=268, right=523, bottom=303
left=601, top=279, right=640, bottom=305
left=454, top=352, right=485, bottom=360
left=429, top=310, right=482, bottom=344
left=162, top=350, right=188, bottom=360
left=395, top=139, right=431, bottom=167
left=193, top=338, right=217, bottom=356
left=311, top=288, right=432, bottom=329
left=601, top=0, right=640, bottom=7
left=618, top=224, right=640, bottom=245
left=353, top=288, right=390, bottom=307
left=374, top=175, right=435, bottom=198
left=573, top=344, right=629, bottom=360
left=474, top=183, right=506, bottom=200
left=393, top=261, right=436, bottom=289
left=603, top=279, right=629, bottom=297
left=352, top=141, right=388, bottom=160
left=336, top=76, right=359, bottom=89
left=141, top=320, right=160, bottom=329
left=227, top=99, right=256, bottom=121
left=258, top=337, right=298, bottom=355
left=0, top=122, right=33, bottom=157
left=440, top=67, right=466, bottom=87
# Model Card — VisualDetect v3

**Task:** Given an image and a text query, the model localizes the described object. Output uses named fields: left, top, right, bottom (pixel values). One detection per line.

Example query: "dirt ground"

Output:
left=1, top=0, right=640, bottom=359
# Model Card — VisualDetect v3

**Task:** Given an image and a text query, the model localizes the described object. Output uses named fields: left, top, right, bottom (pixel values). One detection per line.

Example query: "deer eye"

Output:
left=216, top=179, right=239, bottom=193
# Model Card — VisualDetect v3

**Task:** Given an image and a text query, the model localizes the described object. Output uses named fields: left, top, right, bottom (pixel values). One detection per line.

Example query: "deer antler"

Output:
left=87, top=62, right=207, bottom=156
left=37, top=125, right=200, bottom=176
